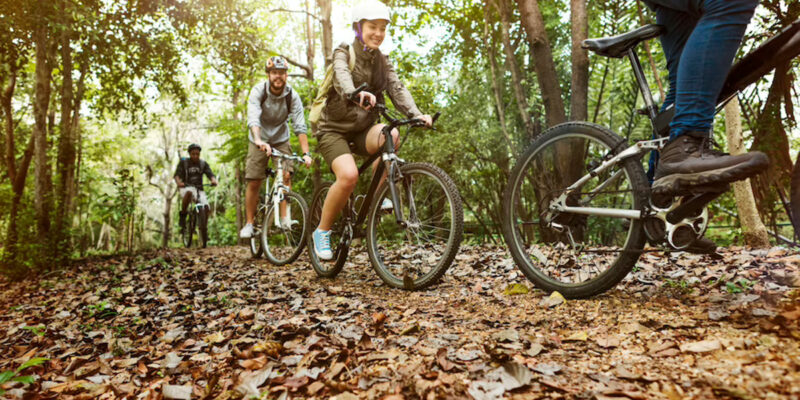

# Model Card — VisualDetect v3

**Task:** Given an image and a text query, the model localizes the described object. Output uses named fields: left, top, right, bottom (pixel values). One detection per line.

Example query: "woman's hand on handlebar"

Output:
left=356, top=91, right=376, bottom=111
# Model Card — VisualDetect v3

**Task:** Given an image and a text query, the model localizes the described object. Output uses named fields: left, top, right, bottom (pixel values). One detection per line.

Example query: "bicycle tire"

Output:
left=366, top=162, right=464, bottom=290
left=501, top=122, right=649, bottom=299
left=263, top=191, right=309, bottom=265
left=198, top=206, right=208, bottom=248
left=307, top=182, right=349, bottom=278
left=182, top=211, right=195, bottom=248
left=790, top=151, right=800, bottom=242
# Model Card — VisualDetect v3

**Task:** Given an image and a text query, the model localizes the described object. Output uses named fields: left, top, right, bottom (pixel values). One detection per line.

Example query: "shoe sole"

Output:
left=652, top=155, right=768, bottom=196
left=314, top=247, right=334, bottom=261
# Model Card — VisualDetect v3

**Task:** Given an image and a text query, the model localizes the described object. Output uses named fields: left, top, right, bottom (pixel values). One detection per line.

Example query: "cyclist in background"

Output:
left=240, top=56, right=312, bottom=239
left=311, top=1, right=433, bottom=260
left=174, top=143, right=218, bottom=233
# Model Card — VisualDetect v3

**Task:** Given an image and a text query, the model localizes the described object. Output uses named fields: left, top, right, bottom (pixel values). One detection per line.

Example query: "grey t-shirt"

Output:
left=247, top=81, right=307, bottom=144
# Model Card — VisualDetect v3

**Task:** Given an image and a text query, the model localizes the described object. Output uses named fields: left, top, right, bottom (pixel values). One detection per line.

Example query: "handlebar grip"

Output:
left=432, top=111, right=441, bottom=125
left=348, top=83, right=369, bottom=102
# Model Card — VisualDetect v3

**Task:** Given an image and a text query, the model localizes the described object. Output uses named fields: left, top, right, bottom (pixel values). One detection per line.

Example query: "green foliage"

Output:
left=0, top=357, right=48, bottom=395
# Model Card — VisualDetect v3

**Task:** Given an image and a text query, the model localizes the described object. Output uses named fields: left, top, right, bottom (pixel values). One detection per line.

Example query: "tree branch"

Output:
left=269, top=8, right=321, bottom=21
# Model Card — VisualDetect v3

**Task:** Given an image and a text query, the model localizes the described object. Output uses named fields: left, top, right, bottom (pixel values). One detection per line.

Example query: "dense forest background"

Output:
left=1, top=0, right=798, bottom=278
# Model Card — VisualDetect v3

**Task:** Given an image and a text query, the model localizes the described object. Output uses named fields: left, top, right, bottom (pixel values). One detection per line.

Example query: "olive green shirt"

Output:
left=316, top=40, right=423, bottom=136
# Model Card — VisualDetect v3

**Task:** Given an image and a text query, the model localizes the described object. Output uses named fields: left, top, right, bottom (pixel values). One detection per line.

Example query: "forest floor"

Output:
left=1, top=244, right=799, bottom=399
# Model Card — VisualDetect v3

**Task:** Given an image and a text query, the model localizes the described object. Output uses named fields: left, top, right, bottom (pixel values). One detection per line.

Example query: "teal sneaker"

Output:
left=313, top=229, right=333, bottom=260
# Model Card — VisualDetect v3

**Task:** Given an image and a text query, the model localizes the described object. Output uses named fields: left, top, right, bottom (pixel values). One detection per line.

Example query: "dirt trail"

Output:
left=0, top=245, right=798, bottom=399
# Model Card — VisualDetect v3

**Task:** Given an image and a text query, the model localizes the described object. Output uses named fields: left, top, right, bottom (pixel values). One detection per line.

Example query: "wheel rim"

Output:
left=264, top=193, right=306, bottom=263
left=369, top=168, right=456, bottom=286
left=508, top=133, right=639, bottom=287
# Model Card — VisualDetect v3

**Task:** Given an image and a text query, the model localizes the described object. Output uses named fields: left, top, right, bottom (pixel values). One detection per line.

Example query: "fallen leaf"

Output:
left=163, top=384, right=192, bottom=400
left=539, top=291, right=565, bottom=308
left=503, top=283, right=530, bottom=296
left=680, top=339, right=721, bottom=353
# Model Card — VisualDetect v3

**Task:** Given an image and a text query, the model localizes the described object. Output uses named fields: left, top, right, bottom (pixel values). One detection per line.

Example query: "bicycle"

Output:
left=248, top=149, right=309, bottom=265
left=182, top=184, right=214, bottom=249
left=501, top=21, right=800, bottom=299
left=307, top=84, right=464, bottom=290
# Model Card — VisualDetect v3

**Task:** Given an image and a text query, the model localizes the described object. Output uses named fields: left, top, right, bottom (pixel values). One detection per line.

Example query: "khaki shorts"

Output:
left=316, top=127, right=372, bottom=167
left=245, top=141, right=294, bottom=181
left=180, top=187, right=208, bottom=206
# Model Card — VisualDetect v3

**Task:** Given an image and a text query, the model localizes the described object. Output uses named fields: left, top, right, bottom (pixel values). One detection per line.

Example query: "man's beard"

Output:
left=271, top=79, right=285, bottom=90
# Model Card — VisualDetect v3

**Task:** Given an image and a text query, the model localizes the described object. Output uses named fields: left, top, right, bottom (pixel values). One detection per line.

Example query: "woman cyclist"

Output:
left=312, top=1, right=433, bottom=260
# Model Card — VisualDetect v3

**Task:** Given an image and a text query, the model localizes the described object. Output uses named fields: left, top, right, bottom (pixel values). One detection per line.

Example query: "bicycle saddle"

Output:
left=582, top=24, right=665, bottom=58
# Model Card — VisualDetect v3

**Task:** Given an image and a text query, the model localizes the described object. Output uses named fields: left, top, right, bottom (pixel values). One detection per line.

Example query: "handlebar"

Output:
left=348, top=83, right=441, bottom=130
left=271, top=149, right=307, bottom=164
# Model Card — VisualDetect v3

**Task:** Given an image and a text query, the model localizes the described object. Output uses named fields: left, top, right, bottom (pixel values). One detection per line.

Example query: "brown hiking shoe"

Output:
left=652, top=132, right=768, bottom=196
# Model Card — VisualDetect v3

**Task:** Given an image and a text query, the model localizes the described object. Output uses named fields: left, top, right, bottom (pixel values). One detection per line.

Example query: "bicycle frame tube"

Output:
left=353, top=126, right=406, bottom=227
left=550, top=138, right=667, bottom=220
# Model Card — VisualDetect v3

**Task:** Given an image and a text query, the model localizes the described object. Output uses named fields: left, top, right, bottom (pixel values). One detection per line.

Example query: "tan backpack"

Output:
left=309, top=45, right=356, bottom=130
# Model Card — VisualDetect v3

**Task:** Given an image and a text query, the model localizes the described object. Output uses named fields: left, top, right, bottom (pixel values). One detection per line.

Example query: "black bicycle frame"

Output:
left=350, top=123, right=406, bottom=231
left=625, top=18, right=800, bottom=138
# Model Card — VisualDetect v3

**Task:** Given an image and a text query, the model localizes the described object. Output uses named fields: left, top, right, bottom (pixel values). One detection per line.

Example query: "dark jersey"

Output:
left=174, top=158, right=215, bottom=188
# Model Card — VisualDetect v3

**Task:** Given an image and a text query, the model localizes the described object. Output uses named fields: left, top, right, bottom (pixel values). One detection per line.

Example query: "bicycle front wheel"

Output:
left=367, top=162, right=463, bottom=290
left=501, top=122, right=649, bottom=299
left=182, top=212, right=195, bottom=248
left=263, top=191, right=308, bottom=265
left=198, top=207, right=208, bottom=248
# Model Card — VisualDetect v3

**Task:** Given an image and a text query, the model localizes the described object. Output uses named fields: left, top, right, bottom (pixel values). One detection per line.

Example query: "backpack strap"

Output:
left=182, top=157, right=189, bottom=183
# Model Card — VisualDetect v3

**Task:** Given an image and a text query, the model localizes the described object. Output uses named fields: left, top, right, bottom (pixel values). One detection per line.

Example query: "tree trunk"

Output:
left=725, top=97, right=770, bottom=248
left=515, top=0, right=566, bottom=127
left=483, top=2, right=514, bottom=151
left=495, top=0, right=534, bottom=137
left=56, top=20, right=76, bottom=251
left=33, top=24, right=55, bottom=238
left=305, top=0, right=315, bottom=81
left=317, top=0, right=333, bottom=67
left=569, top=0, right=589, bottom=121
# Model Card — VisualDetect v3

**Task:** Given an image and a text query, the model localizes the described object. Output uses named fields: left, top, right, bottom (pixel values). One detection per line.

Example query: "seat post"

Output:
left=626, top=48, right=658, bottom=121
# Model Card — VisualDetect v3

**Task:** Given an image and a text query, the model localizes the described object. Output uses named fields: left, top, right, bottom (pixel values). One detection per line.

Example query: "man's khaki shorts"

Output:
left=245, top=141, right=294, bottom=181
left=316, top=127, right=372, bottom=167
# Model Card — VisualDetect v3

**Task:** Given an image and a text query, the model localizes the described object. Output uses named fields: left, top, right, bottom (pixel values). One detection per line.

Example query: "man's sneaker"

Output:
left=280, top=217, right=299, bottom=230
left=381, top=198, right=393, bottom=211
left=313, top=229, right=333, bottom=260
left=652, top=131, right=768, bottom=196
left=239, top=223, right=254, bottom=239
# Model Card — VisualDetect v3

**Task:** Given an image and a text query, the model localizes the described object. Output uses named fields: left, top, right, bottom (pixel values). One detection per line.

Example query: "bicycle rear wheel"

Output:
left=366, top=162, right=463, bottom=290
left=263, top=191, right=308, bottom=265
left=307, top=183, right=349, bottom=278
left=501, top=122, right=649, bottom=299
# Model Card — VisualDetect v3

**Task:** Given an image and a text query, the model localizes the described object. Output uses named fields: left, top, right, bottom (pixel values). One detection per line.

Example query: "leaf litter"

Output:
left=0, top=244, right=798, bottom=398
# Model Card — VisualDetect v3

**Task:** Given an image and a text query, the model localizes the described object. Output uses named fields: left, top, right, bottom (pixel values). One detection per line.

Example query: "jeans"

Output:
left=644, top=0, right=758, bottom=140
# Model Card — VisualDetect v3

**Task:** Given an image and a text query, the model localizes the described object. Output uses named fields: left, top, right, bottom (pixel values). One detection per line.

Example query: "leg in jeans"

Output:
left=648, top=0, right=759, bottom=139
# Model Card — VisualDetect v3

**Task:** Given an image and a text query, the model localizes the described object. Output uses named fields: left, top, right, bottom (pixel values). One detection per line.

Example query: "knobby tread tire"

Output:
left=263, top=191, right=308, bottom=266
left=501, top=122, right=649, bottom=299
left=366, top=162, right=464, bottom=290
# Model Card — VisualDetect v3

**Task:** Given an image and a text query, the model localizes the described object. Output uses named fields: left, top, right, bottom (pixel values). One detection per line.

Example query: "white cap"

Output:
left=351, top=1, right=391, bottom=24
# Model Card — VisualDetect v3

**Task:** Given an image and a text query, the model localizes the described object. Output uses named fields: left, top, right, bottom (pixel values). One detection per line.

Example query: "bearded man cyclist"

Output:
left=240, top=56, right=313, bottom=239
left=175, top=143, right=218, bottom=233
left=310, top=1, right=433, bottom=260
